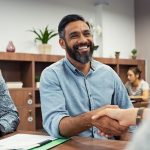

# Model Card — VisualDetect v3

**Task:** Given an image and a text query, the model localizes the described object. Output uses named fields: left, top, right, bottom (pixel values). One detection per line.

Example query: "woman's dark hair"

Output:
left=58, top=14, right=90, bottom=39
left=128, top=66, right=142, bottom=79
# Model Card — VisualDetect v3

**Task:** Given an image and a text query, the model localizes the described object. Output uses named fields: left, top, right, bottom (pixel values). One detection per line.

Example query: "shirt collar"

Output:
left=64, top=57, right=96, bottom=74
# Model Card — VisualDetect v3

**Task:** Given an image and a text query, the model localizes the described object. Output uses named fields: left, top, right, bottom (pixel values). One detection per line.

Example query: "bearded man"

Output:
left=40, top=14, right=134, bottom=140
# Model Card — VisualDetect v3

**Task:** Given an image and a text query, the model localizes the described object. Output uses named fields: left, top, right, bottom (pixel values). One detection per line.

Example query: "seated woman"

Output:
left=0, top=74, right=19, bottom=136
left=125, top=66, right=149, bottom=101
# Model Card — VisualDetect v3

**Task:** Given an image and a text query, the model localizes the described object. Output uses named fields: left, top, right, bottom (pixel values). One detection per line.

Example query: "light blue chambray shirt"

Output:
left=40, top=57, right=134, bottom=139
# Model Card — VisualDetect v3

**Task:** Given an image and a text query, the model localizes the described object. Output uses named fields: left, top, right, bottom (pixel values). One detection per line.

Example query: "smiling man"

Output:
left=40, top=14, right=134, bottom=140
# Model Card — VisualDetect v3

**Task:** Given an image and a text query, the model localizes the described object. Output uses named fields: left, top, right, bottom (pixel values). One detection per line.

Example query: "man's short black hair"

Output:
left=58, top=14, right=90, bottom=38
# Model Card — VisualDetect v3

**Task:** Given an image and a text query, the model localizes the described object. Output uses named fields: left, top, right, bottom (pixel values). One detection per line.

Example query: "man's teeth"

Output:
left=78, top=45, right=88, bottom=50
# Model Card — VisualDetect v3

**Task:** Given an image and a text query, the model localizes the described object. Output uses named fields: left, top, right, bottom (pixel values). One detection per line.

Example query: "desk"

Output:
left=133, top=101, right=149, bottom=108
left=2, top=131, right=128, bottom=150
left=52, top=136, right=128, bottom=150
left=131, top=98, right=149, bottom=108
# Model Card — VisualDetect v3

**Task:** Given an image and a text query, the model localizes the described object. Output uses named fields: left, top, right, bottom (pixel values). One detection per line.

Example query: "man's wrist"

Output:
left=125, top=108, right=138, bottom=126
left=136, top=108, right=144, bottom=125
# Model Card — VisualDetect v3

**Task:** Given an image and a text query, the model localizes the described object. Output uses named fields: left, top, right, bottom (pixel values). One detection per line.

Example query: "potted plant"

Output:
left=131, top=48, right=137, bottom=59
left=35, top=75, right=40, bottom=88
left=30, top=26, right=58, bottom=54
left=115, top=51, right=120, bottom=59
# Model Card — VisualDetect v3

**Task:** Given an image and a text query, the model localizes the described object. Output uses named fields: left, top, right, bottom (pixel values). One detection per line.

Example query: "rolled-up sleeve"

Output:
left=40, top=67, right=69, bottom=138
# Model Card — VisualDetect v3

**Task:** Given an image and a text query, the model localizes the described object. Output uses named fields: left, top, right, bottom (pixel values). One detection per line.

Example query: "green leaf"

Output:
left=29, top=26, right=58, bottom=44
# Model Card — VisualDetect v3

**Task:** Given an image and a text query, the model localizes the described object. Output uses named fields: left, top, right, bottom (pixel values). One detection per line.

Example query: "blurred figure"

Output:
left=0, top=74, right=19, bottom=136
left=125, top=67, right=149, bottom=101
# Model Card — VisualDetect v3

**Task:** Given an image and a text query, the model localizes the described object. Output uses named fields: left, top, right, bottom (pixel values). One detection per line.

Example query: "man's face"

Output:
left=127, top=70, right=138, bottom=83
left=62, top=20, right=94, bottom=64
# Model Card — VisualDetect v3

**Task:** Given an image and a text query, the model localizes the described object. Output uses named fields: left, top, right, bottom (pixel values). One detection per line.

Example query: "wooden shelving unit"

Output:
left=0, top=52, right=145, bottom=131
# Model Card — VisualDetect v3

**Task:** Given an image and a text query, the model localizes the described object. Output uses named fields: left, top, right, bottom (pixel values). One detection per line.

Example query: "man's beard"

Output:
left=65, top=40, right=95, bottom=64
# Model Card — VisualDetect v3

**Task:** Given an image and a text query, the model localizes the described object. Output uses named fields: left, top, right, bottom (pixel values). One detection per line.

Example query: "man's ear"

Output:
left=59, top=39, right=66, bottom=49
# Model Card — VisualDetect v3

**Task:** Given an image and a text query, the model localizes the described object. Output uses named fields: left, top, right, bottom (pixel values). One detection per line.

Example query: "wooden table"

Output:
left=131, top=97, right=149, bottom=108
left=51, top=136, right=128, bottom=150
left=1, top=131, right=128, bottom=150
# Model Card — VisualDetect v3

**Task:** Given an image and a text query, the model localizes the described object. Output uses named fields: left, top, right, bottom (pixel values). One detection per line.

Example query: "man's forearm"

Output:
left=59, top=105, right=119, bottom=137
left=59, top=111, right=93, bottom=137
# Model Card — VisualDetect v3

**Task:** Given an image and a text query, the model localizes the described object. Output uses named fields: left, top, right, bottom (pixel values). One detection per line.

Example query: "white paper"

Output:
left=0, top=133, right=56, bottom=149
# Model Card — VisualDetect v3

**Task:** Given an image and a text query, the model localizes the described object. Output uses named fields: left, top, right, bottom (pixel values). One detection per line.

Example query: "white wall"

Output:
left=101, top=0, right=135, bottom=58
left=0, top=0, right=135, bottom=58
left=135, top=0, right=150, bottom=83
left=0, top=0, right=95, bottom=55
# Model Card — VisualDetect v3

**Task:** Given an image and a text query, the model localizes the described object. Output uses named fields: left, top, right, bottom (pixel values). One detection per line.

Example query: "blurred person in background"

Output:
left=125, top=66, right=149, bottom=101
left=0, top=73, right=19, bottom=136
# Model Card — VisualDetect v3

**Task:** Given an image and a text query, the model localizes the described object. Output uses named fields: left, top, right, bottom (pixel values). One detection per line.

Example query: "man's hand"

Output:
left=91, top=105, right=128, bottom=137
left=92, top=116, right=128, bottom=137
left=59, top=105, right=125, bottom=137
left=92, top=108, right=139, bottom=126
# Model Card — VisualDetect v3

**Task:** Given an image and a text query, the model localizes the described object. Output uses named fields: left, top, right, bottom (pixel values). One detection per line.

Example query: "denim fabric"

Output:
left=40, top=57, right=133, bottom=139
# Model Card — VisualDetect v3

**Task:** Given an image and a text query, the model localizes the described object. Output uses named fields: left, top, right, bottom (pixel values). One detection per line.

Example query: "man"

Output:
left=0, top=74, right=19, bottom=136
left=40, top=14, right=134, bottom=139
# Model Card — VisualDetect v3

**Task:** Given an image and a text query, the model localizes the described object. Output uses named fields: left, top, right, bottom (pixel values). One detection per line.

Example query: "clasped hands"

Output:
left=91, top=105, right=130, bottom=138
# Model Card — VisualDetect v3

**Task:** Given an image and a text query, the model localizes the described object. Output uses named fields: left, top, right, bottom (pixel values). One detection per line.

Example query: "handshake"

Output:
left=91, top=105, right=139, bottom=138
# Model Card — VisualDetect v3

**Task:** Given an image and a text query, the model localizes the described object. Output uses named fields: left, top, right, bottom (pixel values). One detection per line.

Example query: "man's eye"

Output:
left=70, top=34, right=79, bottom=39
left=84, top=32, right=92, bottom=37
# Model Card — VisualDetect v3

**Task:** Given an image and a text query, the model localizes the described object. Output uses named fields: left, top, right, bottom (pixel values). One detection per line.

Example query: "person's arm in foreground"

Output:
left=59, top=106, right=128, bottom=137
left=126, top=110, right=150, bottom=150
left=92, top=107, right=150, bottom=127
left=0, top=75, right=19, bottom=136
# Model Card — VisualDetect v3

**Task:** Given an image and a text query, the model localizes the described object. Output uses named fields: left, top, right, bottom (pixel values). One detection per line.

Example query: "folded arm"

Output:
left=130, top=89, right=149, bottom=101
